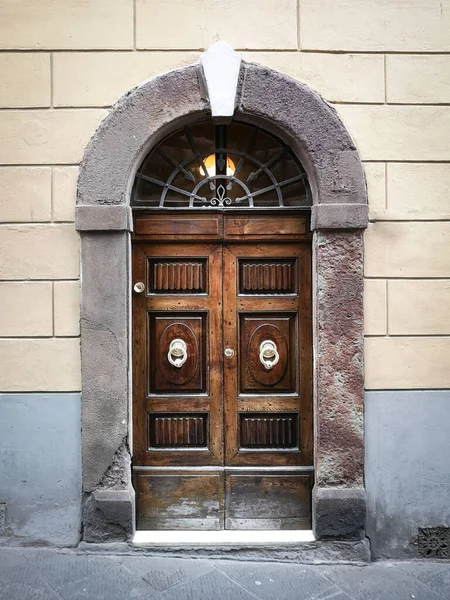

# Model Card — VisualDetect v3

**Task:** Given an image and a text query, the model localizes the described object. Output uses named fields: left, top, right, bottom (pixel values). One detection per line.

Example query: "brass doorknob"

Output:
left=224, top=348, right=235, bottom=358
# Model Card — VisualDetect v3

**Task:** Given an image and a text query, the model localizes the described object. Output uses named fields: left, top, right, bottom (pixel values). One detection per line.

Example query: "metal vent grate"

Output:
left=418, top=527, right=449, bottom=558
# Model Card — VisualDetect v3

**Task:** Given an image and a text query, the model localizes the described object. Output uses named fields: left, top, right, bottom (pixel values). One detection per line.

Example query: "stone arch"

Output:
left=77, top=46, right=368, bottom=548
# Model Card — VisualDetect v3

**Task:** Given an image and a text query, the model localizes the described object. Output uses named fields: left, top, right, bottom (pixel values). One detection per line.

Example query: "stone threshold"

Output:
left=133, top=530, right=316, bottom=547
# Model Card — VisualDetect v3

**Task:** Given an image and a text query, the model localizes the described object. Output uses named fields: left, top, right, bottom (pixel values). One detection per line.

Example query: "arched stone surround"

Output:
left=76, top=52, right=368, bottom=543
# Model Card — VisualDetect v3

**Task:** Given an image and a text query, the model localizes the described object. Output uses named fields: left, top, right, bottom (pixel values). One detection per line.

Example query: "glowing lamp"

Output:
left=200, top=154, right=236, bottom=177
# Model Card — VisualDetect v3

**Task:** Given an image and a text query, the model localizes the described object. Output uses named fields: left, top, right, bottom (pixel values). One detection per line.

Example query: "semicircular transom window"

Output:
left=132, top=121, right=311, bottom=210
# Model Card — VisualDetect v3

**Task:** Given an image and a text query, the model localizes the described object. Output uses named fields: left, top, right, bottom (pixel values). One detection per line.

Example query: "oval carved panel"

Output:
left=159, top=322, right=199, bottom=385
left=248, top=324, right=288, bottom=386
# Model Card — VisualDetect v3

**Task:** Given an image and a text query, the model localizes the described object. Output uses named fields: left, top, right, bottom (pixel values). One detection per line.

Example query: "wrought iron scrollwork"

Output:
left=132, top=122, right=311, bottom=211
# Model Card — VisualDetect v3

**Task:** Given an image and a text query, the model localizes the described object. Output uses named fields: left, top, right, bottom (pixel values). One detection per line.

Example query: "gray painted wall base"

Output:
left=1, top=388, right=449, bottom=558
left=365, top=390, right=450, bottom=559
left=0, top=394, right=81, bottom=546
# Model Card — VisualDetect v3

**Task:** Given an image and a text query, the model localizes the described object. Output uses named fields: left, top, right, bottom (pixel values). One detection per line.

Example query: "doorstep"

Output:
left=133, top=530, right=315, bottom=546
left=127, top=530, right=371, bottom=564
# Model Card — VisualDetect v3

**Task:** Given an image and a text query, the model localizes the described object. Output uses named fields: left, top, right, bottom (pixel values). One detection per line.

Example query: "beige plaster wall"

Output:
left=0, top=0, right=449, bottom=391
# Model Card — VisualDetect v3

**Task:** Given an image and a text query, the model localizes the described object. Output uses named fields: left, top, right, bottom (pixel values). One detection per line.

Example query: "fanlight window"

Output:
left=132, top=121, right=311, bottom=210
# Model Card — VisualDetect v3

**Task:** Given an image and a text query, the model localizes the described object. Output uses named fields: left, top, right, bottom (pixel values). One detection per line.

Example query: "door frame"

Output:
left=76, top=49, right=368, bottom=543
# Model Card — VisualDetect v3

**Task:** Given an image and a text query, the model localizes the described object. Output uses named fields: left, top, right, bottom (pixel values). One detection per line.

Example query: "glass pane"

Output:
left=132, top=121, right=311, bottom=210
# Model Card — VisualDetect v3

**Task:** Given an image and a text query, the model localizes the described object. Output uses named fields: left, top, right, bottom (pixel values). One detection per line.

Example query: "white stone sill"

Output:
left=133, top=530, right=315, bottom=547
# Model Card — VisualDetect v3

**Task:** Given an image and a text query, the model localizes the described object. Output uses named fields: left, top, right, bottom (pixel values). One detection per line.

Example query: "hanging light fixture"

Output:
left=200, top=154, right=236, bottom=178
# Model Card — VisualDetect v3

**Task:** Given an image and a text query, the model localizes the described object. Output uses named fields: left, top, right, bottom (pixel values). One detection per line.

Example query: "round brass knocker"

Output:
left=259, top=340, right=279, bottom=370
left=167, top=339, right=188, bottom=368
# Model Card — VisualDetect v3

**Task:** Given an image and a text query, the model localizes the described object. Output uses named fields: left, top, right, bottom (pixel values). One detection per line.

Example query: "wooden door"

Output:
left=132, top=218, right=313, bottom=531
left=222, top=242, right=312, bottom=529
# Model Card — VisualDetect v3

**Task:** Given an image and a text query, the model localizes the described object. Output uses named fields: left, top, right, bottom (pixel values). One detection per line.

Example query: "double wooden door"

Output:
left=132, top=215, right=313, bottom=530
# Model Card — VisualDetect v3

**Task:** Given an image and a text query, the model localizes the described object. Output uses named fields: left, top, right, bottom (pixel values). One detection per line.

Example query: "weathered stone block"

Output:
left=0, top=110, right=107, bottom=164
left=336, top=105, right=450, bottom=161
left=136, top=0, right=297, bottom=50
left=0, top=167, right=51, bottom=223
left=53, top=167, right=78, bottom=222
left=0, top=53, right=50, bottom=107
left=363, top=162, right=385, bottom=222
left=364, top=279, right=386, bottom=336
left=365, top=222, right=450, bottom=278
left=388, top=280, right=450, bottom=336
left=0, top=339, right=81, bottom=392
left=387, top=163, right=450, bottom=221
left=387, top=55, right=450, bottom=104
left=83, top=443, right=135, bottom=542
left=365, top=337, right=450, bottom=390
left=0, top=0, right=133, bottom=49
left=300, top=0, right=450, bottom=52
left=54, top=281, right=80, bottom=337
left=83, top=488, right=135, bottom=543
left=0, top=224, right=79, bottom=279
left=242, top=52, right=384, bottom=103
left=53, top=52, right=200, bottom=107
left=313, top=486, right=366, bottom=540
left=0, top=282, right=53, bottom=336
left=314, top=232, right=364, bottom=488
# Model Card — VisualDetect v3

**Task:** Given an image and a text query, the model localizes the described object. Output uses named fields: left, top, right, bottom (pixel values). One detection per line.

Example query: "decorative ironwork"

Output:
left=418, top=527, right=449, bottom=558
left=132, top=122, right=311, bottom=210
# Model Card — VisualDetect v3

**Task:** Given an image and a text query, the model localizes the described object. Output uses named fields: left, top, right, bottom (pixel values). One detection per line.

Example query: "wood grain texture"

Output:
left=149, top=259, right=207, bottom=294
left=135, top=472, right=221, bottom=530
left=240, top=259, right=295, bottom=294
left=241, top=316, right=295, bottom=392
left=224, top=215, right=307, bottom=239
left=132, top=214, right=313, bottom=530
left=135, top=214, right=221, bottom=239
left=148, top=414, right=208, bottom=448
left=132, top=242, right=223, bottom=468
left=149, top=314, right=205, bottom=393
left=240, top=413, right=299, bottom=449
left=225, top=472, right=312, bottom=530
left=223, top=242, right=313, bottom=468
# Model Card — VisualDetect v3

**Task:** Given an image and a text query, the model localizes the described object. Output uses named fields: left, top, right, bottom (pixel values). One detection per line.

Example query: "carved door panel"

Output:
left=222, top=243, right=313, bottom=529
left=132, top=238, right=312, bottom=531
left=132, top=242, right=224, bottom=530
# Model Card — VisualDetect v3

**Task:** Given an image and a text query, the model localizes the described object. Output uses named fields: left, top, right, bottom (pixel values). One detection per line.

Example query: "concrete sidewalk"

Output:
left=0, top=547, right=449, bottom=600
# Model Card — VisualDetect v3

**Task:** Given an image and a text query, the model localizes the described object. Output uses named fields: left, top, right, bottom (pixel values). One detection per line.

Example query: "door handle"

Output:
left=259, top=340, right=279, bottom=370
left=167, top=339, right=188, bottom=368
left=133, top=282, right=145, bottom=293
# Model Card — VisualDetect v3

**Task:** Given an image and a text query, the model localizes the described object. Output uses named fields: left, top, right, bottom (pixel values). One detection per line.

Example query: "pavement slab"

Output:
left=0, top=557, right=62, bottom=600
left=397, top=562, right=450, bottom=598
left=318, top=563, right=450, bottom=600
left=118, top=555, right=214, bottom=591
left=158, top=569, right=261, bottom=600
left=215, top=559, right=344, bottom=600
left=24, top=548, right=117, bottom=588
left=56, top=563, right=158, bottom=600
left=0, top=548, right=449, bottom=600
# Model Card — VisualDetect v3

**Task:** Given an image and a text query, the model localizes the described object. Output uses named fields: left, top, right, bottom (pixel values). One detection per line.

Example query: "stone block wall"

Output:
left=0, top=0, right=449, bottom=551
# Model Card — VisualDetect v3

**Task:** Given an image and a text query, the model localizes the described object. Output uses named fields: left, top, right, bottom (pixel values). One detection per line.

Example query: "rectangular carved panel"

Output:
left=225, top=472, right=312, bottom=530
left=239, top=259, right=296, bottom=294
left=148, top=258, right=207, bottom=294
left=135, top=215, right=221, bottom=238
left=239, top=314, right=297, bottom=394
left=224, top=216, right=307, bottom=239
left=240, top=413, right=299, bottom=449
left=148, top=413, right=208, bottom=448
left=148, top=313, right=207, bottom=394
left=135, top=472, right=221, bottom=530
